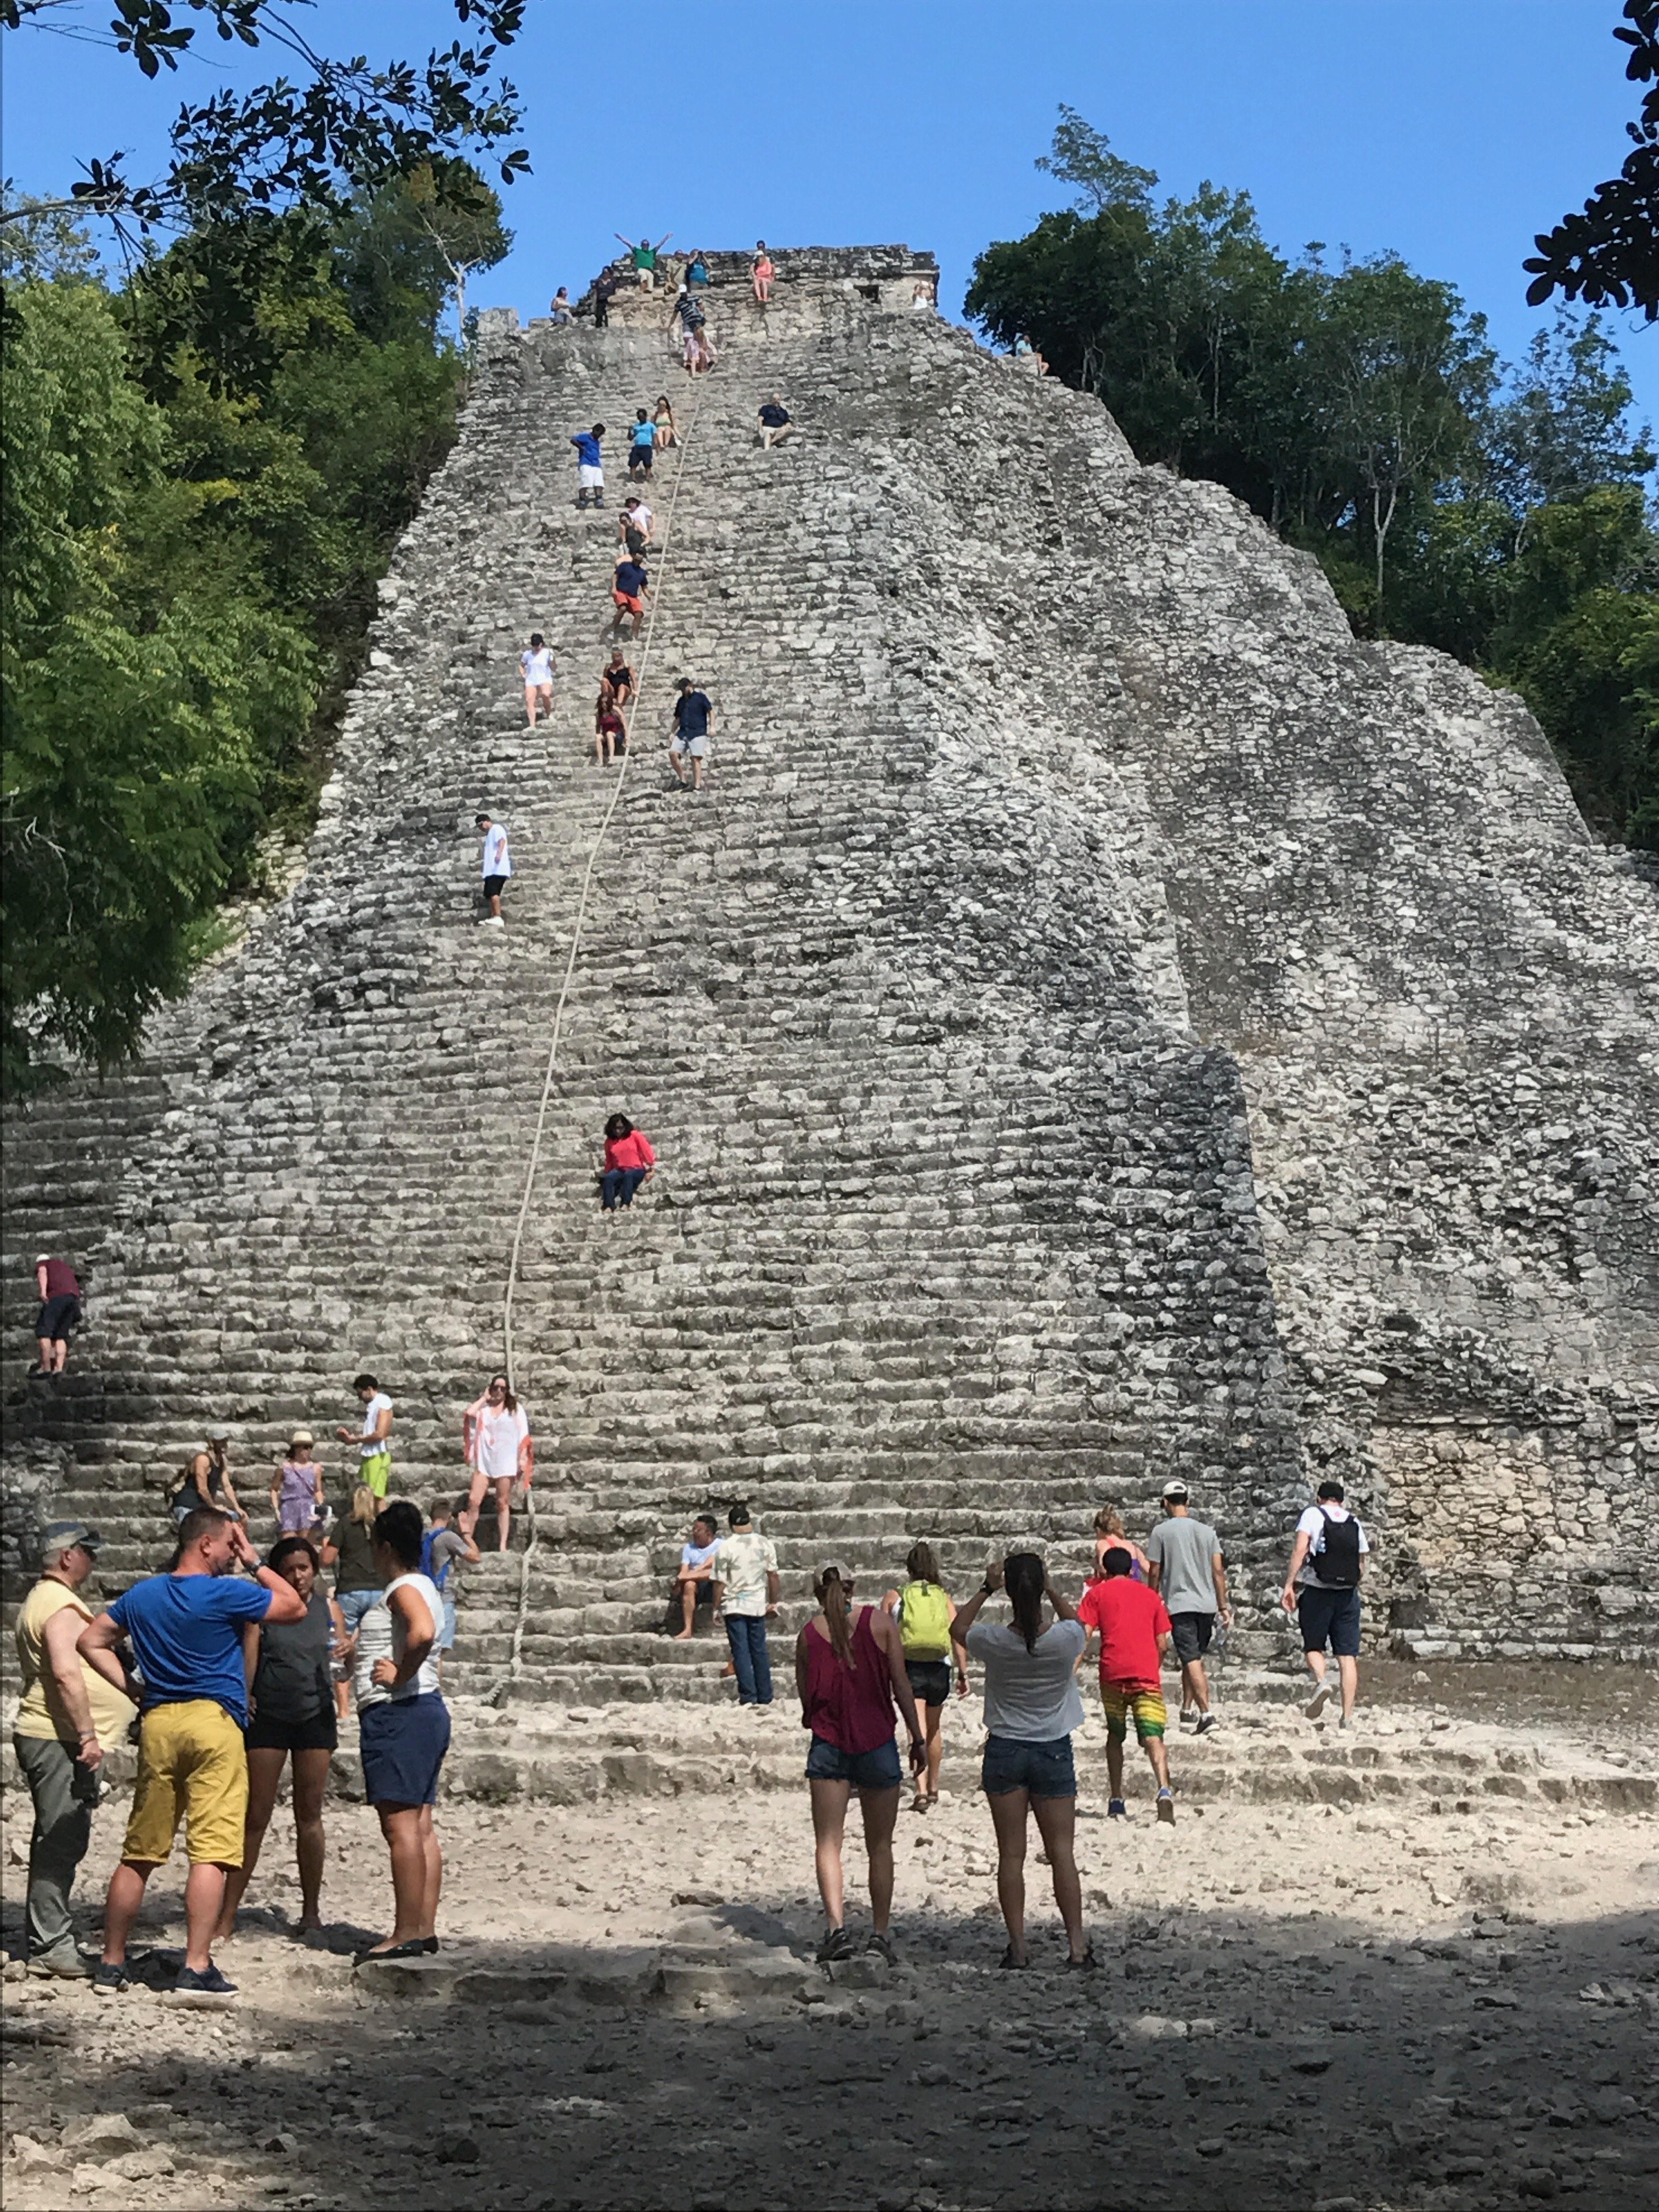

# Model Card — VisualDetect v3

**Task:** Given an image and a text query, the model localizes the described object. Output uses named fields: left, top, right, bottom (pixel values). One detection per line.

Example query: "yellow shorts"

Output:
left=122, top=1700, right=248, bottom=1867
left=362, top=1453, right=391, bottom=1499
left=1100, top=1683, right=1167, bottom=1742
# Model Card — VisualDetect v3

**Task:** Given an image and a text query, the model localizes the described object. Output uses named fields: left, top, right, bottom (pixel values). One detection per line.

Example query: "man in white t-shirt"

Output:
left=1279, top=1479, right=1370, bottom=1728
left=476, top=812, right=511, bottom=929
left=711, top=1503, right=779, bottom=1705
left=671, top=1514, right=720, bottom=1640
left=460, top=1374, right=533, bottom=1552
left=336, top=1374, right=393, bottom=1498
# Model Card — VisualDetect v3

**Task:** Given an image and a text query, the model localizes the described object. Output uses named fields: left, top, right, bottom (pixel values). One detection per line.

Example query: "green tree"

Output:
left=1, top=275, right=312, bottom=1087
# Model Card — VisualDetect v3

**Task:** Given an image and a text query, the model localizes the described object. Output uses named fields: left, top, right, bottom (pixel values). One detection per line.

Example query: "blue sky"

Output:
left=3, top=0, right=1653, bottom=427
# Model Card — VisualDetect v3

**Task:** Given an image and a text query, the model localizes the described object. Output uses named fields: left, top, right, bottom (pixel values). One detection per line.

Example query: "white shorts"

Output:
left=579, top=464, right=604, bottom=489
left=674, top=733, right=710, bottom=759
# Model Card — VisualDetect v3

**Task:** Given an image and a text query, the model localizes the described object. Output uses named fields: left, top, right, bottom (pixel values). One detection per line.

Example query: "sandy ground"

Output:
left=3, top=1680, right=1658, bottom=2212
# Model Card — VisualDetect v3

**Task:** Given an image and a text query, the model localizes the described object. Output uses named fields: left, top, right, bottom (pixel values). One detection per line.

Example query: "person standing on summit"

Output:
left=615, top=229, right=672, bottom=290
left=475, top=812, right=511, bottom=928
left=572, top=422, right=606, bottom=510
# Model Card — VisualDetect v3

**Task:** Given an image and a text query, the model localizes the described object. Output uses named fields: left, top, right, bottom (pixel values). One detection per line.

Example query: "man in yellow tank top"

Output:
left=12, top=1522, right=137, bottom=1977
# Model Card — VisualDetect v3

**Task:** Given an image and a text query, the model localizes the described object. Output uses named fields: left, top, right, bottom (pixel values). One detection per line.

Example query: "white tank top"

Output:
left=353, top=1571, right=443, bottom=1706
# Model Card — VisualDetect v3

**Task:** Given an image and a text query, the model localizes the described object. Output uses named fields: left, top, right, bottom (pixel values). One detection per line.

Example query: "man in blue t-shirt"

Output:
left=669, top=678, right=715, bottom=793
left=571, top=422, right=606, bottom=510
left=78, top=1506, right=306, bottom=2000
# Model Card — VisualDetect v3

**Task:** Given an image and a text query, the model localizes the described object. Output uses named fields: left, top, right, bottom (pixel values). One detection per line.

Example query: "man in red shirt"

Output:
left=1077, top=1548, right=1177, bottom=1824
left=32, top=1255, right=82, bottom=1376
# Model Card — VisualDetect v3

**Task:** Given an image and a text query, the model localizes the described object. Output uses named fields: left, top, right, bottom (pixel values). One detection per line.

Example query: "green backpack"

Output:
left=899, top=1581, right=951, bottom=1657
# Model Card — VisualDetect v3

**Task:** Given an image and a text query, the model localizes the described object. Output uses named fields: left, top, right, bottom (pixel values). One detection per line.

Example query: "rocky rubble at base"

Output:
left=3, top=1689, right=1657, bottom=2212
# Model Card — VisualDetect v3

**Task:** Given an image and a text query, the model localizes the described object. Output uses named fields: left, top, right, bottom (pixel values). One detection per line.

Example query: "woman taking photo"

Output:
left=880, top=1542, right=967, bottom=1813
left=795, top=1565, right=925, bottom=1965
left=216, top=1536, right=345, bottom=1940
left=951, top=1554, right=1093, bottom=1971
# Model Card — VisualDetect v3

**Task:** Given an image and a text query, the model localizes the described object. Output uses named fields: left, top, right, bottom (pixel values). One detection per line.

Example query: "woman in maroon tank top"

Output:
left=795, top=1567, right=924, bottom=1966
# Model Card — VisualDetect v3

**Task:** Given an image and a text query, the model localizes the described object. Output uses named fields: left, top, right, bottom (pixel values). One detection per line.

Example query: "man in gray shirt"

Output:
left=1144, top=1481, right=1231, bottom=1734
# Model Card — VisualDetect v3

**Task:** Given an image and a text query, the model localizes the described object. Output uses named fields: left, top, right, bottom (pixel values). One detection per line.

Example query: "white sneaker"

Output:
left=482, top=915, right=505, bottom=928
left=1304, top=1682, right=1333, bottom=1720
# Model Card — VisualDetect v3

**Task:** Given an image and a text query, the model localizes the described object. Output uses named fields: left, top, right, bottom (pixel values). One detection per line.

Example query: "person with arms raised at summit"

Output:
left=611, top=550, right=650, bottom=640
left=31, top=1253, right=82, bottom=1376
left=79, top=1506, right=307, bottom=2000
left=1143, top=1479, right=1230, bottom=1733
left=616, top=227, right=672, bottom=290
left=669, top=677, right=714, bottom=793
left=571, top=421, right=606, bottom=510
left=951, top=1554, right=1093, bottom=1969
left=338, top=1372, right=394, bottom=1499
left=475, top=811, right=511, bottom=928
left=1078, top=1545, right=1177, bottom=1824
left=713, top=1502, right=780, bottom=1706
left=13, top=1522, right=137, bottom=1978
left=1281, top=1478, right=1369, bottom=1729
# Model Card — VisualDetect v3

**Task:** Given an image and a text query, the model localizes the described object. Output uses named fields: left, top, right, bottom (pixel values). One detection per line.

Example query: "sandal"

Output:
left=1066, top=1945, right=1099, bottom=1973
left=910, top=1792, right=929, bottom=1814
left=815, top=1925, right=856, bottom=1965
left=998, top=1945, right=1029, bottom=1971
left=352, top=1939, right=428, bottom=1967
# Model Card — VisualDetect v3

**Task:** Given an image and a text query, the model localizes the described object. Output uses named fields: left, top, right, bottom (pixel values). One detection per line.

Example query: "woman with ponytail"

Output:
left=880, top=1541, right=968, bottom=1813
left=950, top=1553, right=1093, bottom=1971
left=795, top=1565, right=926, bottom=1966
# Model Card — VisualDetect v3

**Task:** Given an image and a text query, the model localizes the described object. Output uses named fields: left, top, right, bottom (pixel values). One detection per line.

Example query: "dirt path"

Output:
left=4, top=1690, right=1657, bottom=2211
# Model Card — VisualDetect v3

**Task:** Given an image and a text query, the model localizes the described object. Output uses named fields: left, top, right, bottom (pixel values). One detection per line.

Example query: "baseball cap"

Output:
left=1161, top=1480, right=1190, bottom=1502
left=40, top=1520, right=102, bottom=1560
left=207, top=1424, right=232, bottom=1443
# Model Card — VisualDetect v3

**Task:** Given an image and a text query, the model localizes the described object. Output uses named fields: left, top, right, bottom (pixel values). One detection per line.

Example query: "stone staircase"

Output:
left=3, top=246, right=1655, bottom=1690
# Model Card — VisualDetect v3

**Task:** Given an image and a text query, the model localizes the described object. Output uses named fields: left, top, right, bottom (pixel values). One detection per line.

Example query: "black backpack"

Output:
left=1316, top=1507, right=1363, bottom=1586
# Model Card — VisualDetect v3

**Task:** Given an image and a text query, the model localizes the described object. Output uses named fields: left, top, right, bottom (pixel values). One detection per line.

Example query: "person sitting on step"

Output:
left=758, top=393, right=793, bottom=448
left=600, top=1113, right=656, bottom=1212
left=599, top=647, right=635, bottom=710
left=671, top=1515, right=720, bottom=1639
left=594, top=698, right=627, bottom=768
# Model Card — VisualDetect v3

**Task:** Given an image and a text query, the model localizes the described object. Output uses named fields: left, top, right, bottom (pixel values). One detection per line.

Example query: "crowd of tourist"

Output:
left=12, top=1272, right=1370, bottom=1992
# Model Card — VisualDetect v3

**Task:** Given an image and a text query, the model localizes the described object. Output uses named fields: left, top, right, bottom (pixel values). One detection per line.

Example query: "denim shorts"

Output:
left=981, top=1732, right=1076, bottom=1799
left=805, top=1735, right=903, bottom=1790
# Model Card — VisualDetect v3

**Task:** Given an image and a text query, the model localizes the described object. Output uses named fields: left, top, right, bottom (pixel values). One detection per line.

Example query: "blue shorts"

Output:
left=981, top=1733, right=1076, bottom=1799
left=1298, top=1584, right=1362, bottom=1658
left=336, top=1588, right=381, bottom=1635
left=805, top=1735, right=902, bottom=1790
left=359, top=1693, right=450, bottom=1807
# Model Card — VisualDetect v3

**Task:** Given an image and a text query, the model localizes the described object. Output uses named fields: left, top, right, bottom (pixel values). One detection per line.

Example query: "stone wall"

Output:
left=2, top=247, right=1654, bottom=1677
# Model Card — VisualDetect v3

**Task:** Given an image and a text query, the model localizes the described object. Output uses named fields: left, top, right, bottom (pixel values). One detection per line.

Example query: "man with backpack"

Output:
left=1280, top=1479, right=1369, bottom=1729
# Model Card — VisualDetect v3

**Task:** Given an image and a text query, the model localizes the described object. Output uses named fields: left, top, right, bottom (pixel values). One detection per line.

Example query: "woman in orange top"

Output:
left=601, top=1113, right=656, bottom=1212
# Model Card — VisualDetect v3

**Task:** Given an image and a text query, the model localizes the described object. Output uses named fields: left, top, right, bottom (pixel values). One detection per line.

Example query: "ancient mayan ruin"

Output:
left=3, top=244, right=1657, bottom=1679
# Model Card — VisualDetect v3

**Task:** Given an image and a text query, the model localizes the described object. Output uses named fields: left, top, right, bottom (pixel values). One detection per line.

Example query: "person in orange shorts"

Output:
left=610, top=554, right=649, bottom=640
left=1077, top=1547, right=1177, bottom=1824
left=78, top=1507, right=306, bottom=2000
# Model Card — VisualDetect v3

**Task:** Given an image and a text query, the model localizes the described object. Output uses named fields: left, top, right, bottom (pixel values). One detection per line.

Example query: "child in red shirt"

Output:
left=1077, top=1549, right=1177, bottom=1823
